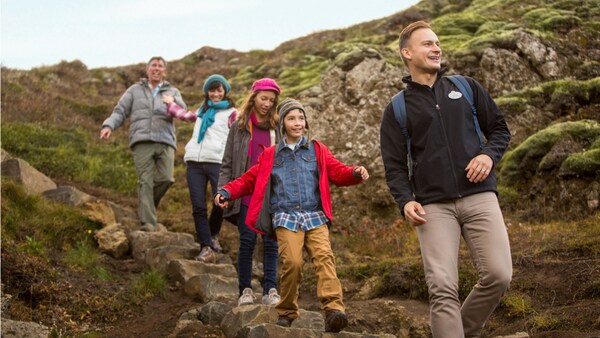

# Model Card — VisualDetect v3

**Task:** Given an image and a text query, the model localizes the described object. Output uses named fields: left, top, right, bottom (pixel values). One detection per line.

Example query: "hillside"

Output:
left=1, top=0, right=599, bottom=336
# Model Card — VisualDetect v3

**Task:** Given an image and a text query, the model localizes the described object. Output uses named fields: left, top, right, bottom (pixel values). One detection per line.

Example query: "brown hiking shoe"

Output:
left=195, top=246, right=216, bottom=263
left=276, top=315, right=294, bottom=327
left=324, top=310, right=348, bottom=333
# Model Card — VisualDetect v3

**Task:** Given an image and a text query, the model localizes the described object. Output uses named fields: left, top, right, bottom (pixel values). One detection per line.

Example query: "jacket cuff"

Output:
left=217, top=189, right=230, bottom=200
left=352, top=166, right=361, bottom=178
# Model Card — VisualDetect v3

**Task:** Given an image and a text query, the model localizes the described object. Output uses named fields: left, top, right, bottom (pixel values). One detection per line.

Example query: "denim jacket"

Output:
left=270, top=137, right=320, bottom=213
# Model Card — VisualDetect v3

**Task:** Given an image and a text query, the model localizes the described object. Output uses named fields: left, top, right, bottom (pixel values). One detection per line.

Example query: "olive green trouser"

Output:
left=275, top=225, right=344, bottom=319
left=132, top=142, right=174, bottom=227
left=417, top=192, right=512, bottom=338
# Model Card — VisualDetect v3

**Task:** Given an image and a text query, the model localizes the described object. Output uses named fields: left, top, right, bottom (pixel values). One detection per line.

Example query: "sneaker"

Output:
left=140, top=223, right=156, bottom=232
left=261, top=288, right=281, bottom=306
left=324, top=310, right=348, bottom=333
left=237, top=288, right=256, bottom=306
left=195, top=246, right=217, bottom=263
left=211, top=236, right=223, bottom=253
left=276, top=315, right=294, bottom=327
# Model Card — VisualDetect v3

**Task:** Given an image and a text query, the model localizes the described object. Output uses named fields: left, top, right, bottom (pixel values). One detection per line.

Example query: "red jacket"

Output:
left=222, top=140, right=363, bottom=236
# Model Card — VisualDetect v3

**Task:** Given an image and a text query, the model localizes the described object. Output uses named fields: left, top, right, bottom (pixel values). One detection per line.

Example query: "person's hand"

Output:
left=403, top=201, right=427, bottom=226
left=162, top=93, right=174, bottom=104
left=100, top=127, right=112, bottom=140
left=214, top=193, right=229, bottom=208
left=355, top=166, right=369, bottom=181
left=465, top=154, right=493, bottom=183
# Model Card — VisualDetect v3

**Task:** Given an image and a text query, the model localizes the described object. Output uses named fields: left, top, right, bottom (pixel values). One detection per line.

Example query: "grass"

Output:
left=0, top=179, right=166, bottom=335
left=1, top=122, right=137, bottom=194
left=131, top=269, right=168, bottom=299
left=65, top=240, right=113, bottom=281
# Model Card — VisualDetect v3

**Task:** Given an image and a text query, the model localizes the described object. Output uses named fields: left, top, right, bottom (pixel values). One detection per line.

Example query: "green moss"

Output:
left=432, top=12, right=487, bottom=36
left=509, top=77, right=600, bottom=106
left=496, top=96, right=529, bottom=114
left=523, top=7, right=582, bottom=31
left=497, top=184, right=520, bottom=205
left=499, top=120, right=600, bottom=184
left=278, top=56, right=329, bottom=97
left=541, top=14, right=582, bottom=31
left=229, top=63, right=267, bottom=89
left=560, top=148, right=600, bottom=177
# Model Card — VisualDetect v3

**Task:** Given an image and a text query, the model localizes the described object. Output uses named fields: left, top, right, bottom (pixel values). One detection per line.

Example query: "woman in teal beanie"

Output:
left=163, top=74, right=237, bottom=262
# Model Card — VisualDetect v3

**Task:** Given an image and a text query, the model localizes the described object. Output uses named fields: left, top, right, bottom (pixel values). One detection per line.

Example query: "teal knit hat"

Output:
left=203, top=74, right=231, bottom=94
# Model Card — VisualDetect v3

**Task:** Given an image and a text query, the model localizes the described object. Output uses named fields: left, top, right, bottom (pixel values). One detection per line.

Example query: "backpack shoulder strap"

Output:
left=390, top=90, right=414, bottom=180
left=446, top=75, right=485, bottom=148
left=391, top=91, right=408, bottom=139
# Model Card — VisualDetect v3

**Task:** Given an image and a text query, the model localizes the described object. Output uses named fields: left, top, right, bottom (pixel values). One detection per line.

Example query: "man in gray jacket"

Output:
left=100, top=56, right=186, bottom=231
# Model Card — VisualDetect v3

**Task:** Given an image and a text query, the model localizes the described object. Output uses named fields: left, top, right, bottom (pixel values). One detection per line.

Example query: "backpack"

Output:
left=391, top=75, right=485, bottom=180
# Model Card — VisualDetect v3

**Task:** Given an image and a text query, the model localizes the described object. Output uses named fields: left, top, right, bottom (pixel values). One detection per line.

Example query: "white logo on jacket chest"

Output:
left=448, top=91, right=463, bottom=99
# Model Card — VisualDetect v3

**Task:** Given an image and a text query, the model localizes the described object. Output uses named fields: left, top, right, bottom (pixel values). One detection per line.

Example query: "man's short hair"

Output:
left=398, top=21, right=432, bottom=65
left=147, top=56, right=167, bottom=68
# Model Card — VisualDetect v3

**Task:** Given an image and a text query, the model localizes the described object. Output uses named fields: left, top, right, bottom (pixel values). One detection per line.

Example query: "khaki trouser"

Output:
left=275, top=225, right=344, bottom=319
left=417, top=192, right=512, bottom=338
left=132, top=142, right=174, bottom=227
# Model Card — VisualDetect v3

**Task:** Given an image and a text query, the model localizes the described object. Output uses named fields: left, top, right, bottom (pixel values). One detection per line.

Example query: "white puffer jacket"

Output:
left=184, top=107, right=237, bottom=164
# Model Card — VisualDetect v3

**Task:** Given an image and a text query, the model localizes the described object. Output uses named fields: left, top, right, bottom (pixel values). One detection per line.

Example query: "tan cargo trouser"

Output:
left=417, top=192, right=512, bottom=338
left=132, top=142, right=174, bottom=227
left=275, top=225, right=344, bottom=319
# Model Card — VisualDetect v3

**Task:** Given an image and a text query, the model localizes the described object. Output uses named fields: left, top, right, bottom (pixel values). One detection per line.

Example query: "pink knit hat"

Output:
left=251, top=78, right=281, bottom=94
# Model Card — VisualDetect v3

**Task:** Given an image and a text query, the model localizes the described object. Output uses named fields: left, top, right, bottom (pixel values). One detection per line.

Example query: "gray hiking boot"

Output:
left=140, top=223, right=156, bottom=232
left=237, top=288, right=256, bottom=306
left=195, top=246, right=217, bottom=263
left=211, top=236, right=223, bottom=253
left=261, top=288, right=281, bottom=306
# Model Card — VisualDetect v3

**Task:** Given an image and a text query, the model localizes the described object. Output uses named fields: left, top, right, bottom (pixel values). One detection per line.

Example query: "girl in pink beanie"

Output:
left=217, top=78, right=282, bottom=307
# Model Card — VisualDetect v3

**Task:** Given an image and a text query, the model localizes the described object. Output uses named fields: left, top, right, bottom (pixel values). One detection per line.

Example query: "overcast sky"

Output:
left=1, top=0, right=420, bottom=70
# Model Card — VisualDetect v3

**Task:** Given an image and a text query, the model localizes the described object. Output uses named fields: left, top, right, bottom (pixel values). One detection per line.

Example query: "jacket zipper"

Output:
left=436, top=103, right=462, bottom=198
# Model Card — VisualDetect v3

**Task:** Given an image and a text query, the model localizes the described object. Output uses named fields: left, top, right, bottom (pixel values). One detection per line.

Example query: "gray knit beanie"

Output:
left=277, top=98, right=309, bottom=136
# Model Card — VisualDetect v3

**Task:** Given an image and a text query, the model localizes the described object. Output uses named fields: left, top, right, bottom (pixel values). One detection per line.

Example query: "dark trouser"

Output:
left=237, top=204, right=278, bottom=296
left=186, top=161, right=223, bottom=247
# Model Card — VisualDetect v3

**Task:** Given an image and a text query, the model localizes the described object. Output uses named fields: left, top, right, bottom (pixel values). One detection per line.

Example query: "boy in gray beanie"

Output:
left=215, top=97, right=369, bottom=332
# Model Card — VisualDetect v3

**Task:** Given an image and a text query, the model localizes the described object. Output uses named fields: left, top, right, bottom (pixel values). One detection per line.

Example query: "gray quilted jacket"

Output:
left=102, top=79, right=186, bottom=149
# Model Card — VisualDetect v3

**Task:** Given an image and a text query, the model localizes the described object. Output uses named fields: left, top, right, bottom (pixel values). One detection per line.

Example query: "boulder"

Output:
left=184, top=274, right=238, bottom=302
left=167, top=259, right=237, bottom=284
left=95, top=224, right=130, bottom=258
left=145, top=245, right=200, bottom=271
left=1, top=319, right=50, bottom=338
left=42, top=185, right=95, bottom=207
left=129, top=231, right=196, bottom=261
left=1, top=158, right=57, bottom=195
left=220, top=305, right=323, bottom=338
left=81, top=199, right=117, bottom=227
left=198, top=301, right=233, bottom=326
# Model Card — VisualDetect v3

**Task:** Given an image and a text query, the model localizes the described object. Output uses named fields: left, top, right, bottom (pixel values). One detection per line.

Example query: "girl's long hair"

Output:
left=237, top=91, right=279, bottom=130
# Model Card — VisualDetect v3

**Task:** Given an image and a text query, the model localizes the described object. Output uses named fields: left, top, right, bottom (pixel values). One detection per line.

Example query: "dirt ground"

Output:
left=97, top=224, right=431, bottom=338
left=3, top=208, right=598, bottom=337
left=97, top=223, right=600, bottom=338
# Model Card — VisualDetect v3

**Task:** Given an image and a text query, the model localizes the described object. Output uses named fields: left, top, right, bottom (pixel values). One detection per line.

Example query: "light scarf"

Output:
left=197, top=100, right=230, bottom=143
